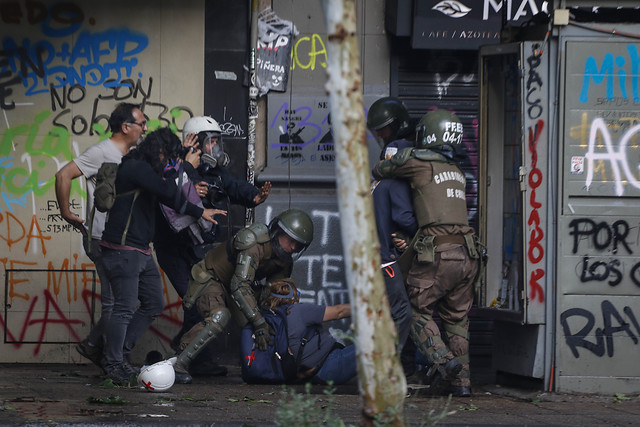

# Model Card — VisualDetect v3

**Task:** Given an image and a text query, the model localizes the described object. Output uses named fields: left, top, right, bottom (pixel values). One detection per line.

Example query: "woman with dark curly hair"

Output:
left=262, top=279, right=355, bottom=385
left=100, top=127, right=225, bottom=385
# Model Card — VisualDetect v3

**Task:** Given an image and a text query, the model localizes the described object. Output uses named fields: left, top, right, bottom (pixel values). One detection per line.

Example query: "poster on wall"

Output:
left=256, top=8, right=297, bottom=95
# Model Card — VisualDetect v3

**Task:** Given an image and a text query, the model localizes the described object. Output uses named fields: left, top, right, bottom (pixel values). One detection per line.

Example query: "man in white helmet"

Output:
left=153, top=115, right=271, bottom=377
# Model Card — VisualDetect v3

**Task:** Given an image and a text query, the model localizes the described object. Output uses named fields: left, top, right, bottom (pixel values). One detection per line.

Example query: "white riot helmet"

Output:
left=182, top=116, right=229, bottom=168
left=137, top=357, right=176, bottom=392
left=182, top=116, right=221, bottom=139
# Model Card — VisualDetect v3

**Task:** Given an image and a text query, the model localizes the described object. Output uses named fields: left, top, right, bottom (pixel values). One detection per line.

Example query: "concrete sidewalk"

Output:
left=0, top=363, right=638, bottom=426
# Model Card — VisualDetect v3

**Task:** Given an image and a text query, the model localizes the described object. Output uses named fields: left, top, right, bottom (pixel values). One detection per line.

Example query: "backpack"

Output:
left=159, top=162, right=213, bottom=245
left=87, top=162, right=139, bottom=247
left=93, top=162, right=120, bottom=213
left=240, top=306, right=301, bottom=384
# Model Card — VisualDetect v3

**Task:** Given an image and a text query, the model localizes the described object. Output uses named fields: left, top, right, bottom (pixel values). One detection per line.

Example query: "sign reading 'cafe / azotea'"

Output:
left=412, top=0, right=548, bottom=50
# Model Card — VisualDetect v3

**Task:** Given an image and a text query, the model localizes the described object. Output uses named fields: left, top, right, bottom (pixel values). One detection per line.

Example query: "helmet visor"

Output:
left=198, top=131, right=221, bottom=153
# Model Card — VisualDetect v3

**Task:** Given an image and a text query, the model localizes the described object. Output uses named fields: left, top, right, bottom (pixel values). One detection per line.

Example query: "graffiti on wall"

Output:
left=560, top=300, right=640, bottom=358
left=268, top=99, right=335, bottom=168
left=562, top=41, right=640, bottom=363
left=570, top=43, right=640, bottom=196
left=568, top=218, right=640, bottom=288
left=579, top=43, right=640, bottom=104
left=1, top=267, right=184, bottom=355
left=0, top=1, right=202, bottom=356
left=525, top=50, right=546, bottom=306
left=290, top=33, right=327, bottom=72
left=581, top=117, right=640, bottom=197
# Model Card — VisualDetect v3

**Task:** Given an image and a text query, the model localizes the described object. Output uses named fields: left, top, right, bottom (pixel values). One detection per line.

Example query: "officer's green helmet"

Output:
left=415, top=109, right=464, bottom=149
left=366, top=97, right=411, bottom=139
left=269, top=209, right=314, bottom=248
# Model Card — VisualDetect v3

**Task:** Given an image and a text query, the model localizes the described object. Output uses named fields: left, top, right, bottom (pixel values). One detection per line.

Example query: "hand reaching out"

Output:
left=253, top=181, right=272, bottom=205
left=201, top=208, right=226, bottom=224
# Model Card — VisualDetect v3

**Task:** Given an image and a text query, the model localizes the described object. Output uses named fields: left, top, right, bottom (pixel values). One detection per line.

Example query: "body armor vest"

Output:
left=204, top=228, right=290, bottom=285
left=413, top=161, right=469, bottom=228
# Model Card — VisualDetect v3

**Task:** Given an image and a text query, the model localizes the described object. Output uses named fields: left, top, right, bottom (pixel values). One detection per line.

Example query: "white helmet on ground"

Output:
left=138, top=357, right=177, bottom=392
left=182, top=116, right=221, bottom=140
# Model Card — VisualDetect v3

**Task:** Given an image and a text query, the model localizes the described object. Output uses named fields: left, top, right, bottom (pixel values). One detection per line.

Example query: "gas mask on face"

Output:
left=200, top=131, right=230, bottom=169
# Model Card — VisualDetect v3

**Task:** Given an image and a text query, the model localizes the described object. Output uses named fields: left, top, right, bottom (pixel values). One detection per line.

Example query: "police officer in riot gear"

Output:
left=367, top=96, right=412, bottom=159
left=373, top=109, right=480, bottom=397
left=172, top=208, right=314, bottom=384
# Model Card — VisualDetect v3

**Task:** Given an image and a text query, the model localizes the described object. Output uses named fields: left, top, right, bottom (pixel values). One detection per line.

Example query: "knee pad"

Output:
left=183, top=261, right=216, bottom=310
left=409, top=312, right=452, bottom=364
left=178, top=307, right=231, bottom=366
left=205, top=307, right=231, bottom=333
left=443, top=317, right=469, bottom=340
left=444, top=317, right=469, bottom=358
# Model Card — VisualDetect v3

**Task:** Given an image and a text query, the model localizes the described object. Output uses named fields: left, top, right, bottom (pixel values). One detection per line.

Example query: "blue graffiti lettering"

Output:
left=580, top=44, right=640, bottom=103
left=1, top=28, right=148, bottom=98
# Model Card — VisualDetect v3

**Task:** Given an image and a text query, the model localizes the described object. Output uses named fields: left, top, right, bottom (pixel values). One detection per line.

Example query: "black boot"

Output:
left=425, top=359, right=463, bottom=392
left=448, top=385, right=472, bottom=397
left=173, top=364, right=193, bottom=384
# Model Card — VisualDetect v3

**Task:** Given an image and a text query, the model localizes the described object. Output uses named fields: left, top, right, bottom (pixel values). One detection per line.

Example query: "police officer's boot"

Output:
left=444, top=321, right=471, bottom=397
left=174, top=310, right=230, bottom=384
left=447, top=359, right=471, bottom=397
left=412, top=334, right=461, bottom=392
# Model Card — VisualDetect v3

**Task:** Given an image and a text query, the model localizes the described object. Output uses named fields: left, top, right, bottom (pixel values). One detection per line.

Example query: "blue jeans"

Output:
left=314, top=344, right=357, bottom=385
left=101, top=249, right=165, bottom=368
left=83, top=237, right=114, bottom=348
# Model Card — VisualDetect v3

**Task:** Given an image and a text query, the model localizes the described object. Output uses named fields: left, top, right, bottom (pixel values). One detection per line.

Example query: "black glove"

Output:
left=253, top=321, right=275, bottom=351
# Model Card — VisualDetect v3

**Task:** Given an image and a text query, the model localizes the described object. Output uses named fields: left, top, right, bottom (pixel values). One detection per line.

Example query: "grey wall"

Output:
left=556, top=29, right=640, bottom=393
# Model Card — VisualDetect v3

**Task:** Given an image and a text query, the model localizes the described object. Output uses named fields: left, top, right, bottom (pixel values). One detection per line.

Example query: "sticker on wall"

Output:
left=571, top=156, right=584, bottom=174
left=215, top=71, right=238, bottom=81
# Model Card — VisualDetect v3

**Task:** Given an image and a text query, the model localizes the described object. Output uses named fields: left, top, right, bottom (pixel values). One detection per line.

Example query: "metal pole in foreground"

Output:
left=321, top=0, right=406, bottom=425
left=246, top=0, right=259, bottom=226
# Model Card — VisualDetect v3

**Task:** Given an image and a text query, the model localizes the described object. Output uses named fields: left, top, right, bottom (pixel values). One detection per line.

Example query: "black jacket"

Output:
left=102, top=158, right=203, bottom=250
left=198, top=164, right=259, bottom=209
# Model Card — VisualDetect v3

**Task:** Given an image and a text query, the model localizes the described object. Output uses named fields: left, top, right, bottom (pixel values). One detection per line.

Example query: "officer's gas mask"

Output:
left=199, top=131, right=230, bottom=170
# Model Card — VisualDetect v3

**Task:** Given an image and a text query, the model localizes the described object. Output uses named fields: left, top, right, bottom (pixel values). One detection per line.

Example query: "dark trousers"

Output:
left=101, top=249, right=165, bottom=368
left=382, top=262, right=411, bottom=350
left=155, top=242, right=215, bottom=364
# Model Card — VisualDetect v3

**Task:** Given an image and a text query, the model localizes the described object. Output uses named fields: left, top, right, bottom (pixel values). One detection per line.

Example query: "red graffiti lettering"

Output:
left=0, top=290, right=84, bottom=356
left=0, top=275, right=184, bottom=355
left=28, top=289, right=84, bottom=354
left=529, top=268, right=545, bottom=303
left=527, top=120, right=545, bottom=302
